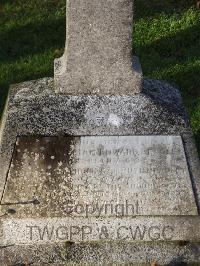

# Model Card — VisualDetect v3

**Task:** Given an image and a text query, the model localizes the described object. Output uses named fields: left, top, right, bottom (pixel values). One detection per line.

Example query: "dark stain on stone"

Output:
left=1, top=136, right=80, bottom=217
left=1, top=199, right=40, bottom=206
left=40, top=136, right=76, bottom=192
left=65, top=241, right=75, bottom=248
left=178, top=240, right=190, bottom=247
left=12, top=263, right=33, bottom=266
left=7, top=209, right=16, bottom=215
left=0, top=244, right=15, bottom=250
left=9, top=136, right=77, bottom=190
left=38, top=136, right=74, bottom=170
left=32, top=199, right=40, bottom=205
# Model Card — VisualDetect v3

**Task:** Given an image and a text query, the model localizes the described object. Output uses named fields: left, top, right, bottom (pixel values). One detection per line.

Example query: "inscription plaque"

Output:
left=1, top=135, right=198, bottom=217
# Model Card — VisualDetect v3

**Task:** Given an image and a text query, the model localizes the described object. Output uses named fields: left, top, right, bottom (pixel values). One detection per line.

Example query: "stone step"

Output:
left=0, top=240, right=200, bottom=265
left=0, top=216, right=200, bottom=246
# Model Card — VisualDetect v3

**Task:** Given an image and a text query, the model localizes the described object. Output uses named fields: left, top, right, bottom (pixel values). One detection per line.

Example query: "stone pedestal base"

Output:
left=0, top=78, right=200, bottom=265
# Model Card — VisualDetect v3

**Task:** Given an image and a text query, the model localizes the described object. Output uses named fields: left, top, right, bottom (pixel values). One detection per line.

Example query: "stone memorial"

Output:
left=0, top=0, right=200, bottom=265
left=54, top=0, right=142, bottom=95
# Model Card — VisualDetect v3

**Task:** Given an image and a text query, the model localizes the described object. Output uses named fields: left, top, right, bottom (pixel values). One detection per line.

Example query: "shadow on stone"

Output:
left=168, top=257, right=188, bottom=266
left=142, top=79, right=189, bottom=122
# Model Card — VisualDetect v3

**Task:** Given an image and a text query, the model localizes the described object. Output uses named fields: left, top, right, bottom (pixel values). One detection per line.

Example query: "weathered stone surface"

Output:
left=0, top=77, right=195, bottom=202
left=0, top=78, right=200, bottom=264
left=54, top=0, right=142, bottom=94
left=184, top=134, right=200, bottom=213
left=0, top=136, right=198, bottom=217
left=0, top=241, right=200, bottom=265
left=0, top=2, right=199, bottom=265
left=0, top=241, right=200, bottom=266
left=1, top=216, right=200, bottom=245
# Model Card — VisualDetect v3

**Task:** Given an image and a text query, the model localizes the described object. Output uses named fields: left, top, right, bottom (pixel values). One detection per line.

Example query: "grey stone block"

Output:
left=0, top=78, right=200, bottom=264
left=0, top=77, right=194, bottom=201
left=54, top=0, right=142, bottom=95
left=0, top=241, right=200, bottom=265
left=0, top=136, right=198, bottom=219
left=1, top=217, right=200, bottom=245
left=0, top=0, right=199, bottom=263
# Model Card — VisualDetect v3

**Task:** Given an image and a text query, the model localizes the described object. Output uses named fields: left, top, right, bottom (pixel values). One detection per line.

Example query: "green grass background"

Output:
left=0, top=0, right=199, bottom=154
left=135, top=0, right=200, bottom=154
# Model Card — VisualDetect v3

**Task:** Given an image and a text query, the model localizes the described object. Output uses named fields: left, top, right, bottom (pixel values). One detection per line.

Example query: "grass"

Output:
left=0, top=0, right=199, bottom=154
left=135, top=0, right=200, bottom=154
left=0, top=0, right=66, bottom=112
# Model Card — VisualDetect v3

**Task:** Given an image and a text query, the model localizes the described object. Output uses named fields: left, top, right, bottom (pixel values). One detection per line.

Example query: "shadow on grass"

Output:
left=0, top=18, right=65, bottom=63
left=0, top=16, right=65, bottom=116
left=0, top=0, right=14, bottom=5
left=137, top=23, right=200, bottom=95
left=135, top=0, right=196, bottom=19
left=135, top=1, right=200, bottom=155
left=1, top=0, right=200, bottom=155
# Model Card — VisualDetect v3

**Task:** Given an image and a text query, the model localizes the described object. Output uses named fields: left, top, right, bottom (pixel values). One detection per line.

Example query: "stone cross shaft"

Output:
left=54, top=0, right=142, bottom=95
